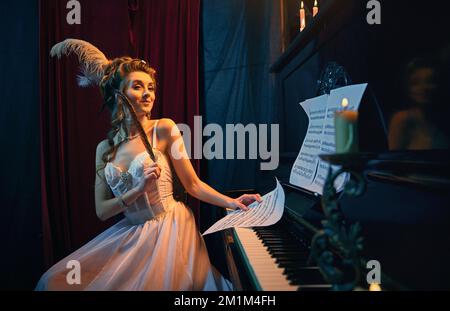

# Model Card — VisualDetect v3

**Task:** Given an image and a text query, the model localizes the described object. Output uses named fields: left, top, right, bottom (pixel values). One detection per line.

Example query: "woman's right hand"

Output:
left=134, top=162, right=161, bottom=194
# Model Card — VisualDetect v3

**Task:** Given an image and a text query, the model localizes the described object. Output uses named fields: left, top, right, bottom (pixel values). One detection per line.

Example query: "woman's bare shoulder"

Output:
left=157, top=118, right=176, bottom=128
left=390, top=109, right=420, bottom=126
left=156, top=118, right=178, bottom=136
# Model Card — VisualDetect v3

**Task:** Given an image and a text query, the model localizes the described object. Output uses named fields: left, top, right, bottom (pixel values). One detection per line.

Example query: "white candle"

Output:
left=300, top=1, right=306, bottom=31
left=313, top=0, right=319, bottom=17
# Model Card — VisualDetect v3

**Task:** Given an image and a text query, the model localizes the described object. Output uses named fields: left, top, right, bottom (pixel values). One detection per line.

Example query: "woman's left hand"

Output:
left=227, top=193, right=262, bottom=211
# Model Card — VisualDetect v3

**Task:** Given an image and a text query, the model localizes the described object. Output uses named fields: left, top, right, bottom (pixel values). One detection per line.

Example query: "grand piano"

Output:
left=221, top=0, right=450, bottom=291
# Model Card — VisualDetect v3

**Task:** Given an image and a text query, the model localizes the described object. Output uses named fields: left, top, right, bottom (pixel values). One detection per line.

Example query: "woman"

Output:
left=36, top=39, right=261, bottom=290
left=388, top=57, right=450, bottom=150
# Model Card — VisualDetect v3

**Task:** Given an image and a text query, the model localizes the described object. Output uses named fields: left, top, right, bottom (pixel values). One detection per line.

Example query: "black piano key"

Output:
left=276, top=260, right=309, bottom=267
left=263, top=242, right=304, bottom=249
left=283, top=266, right=320, bottom=273
left=267, top=247, right=309, bottom=253
left=264, top=244, right=300, bottom=249
left=258, top=235, right=297, bottom=240
left=264, top=245, right=305, bottom=250
left=286, top=269, right=326, bottom=284
left=288, top=276, right=328, bottom=286
left=270, top=251, right=309, bottom=257
left=261, top=240, right=302, bottom=245
left=274, top=257, right=309, bottom=264
left=271, top=249, right=308, bottom=256
left=276, top=260, right=310, bottom=268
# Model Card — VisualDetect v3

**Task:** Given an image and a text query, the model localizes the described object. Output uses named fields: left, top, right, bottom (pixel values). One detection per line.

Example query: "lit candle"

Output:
left=334, top=98, right=359, bottom=153
left=300, top=1, right=306, bottom=31
left=313, top=0, right=319, bottom=17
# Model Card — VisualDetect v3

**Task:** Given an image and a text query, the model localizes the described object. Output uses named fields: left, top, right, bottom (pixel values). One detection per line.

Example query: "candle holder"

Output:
left=309, top=154, right=368, bottom=290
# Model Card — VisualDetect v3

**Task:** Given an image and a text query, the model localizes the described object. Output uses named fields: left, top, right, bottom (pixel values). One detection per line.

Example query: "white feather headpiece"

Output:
left=50, top=38, right=111, bottom=87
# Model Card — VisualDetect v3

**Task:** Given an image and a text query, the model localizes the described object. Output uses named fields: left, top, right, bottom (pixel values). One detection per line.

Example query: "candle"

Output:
left=334, top=98, right=359, bottom=153
left=313, top=0, right=319, bottom=17
left=299, top=1, right=306, bottom=31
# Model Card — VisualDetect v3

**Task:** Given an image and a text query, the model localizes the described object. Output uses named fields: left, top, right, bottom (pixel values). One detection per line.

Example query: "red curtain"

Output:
left=39, top=0, right=200, bottom=267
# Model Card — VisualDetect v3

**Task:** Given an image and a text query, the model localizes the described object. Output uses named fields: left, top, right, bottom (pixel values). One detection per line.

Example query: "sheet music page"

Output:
left=289, top=83, right=368, bottom=194
left=289, top=94, right=328, bottom=194
left=202, top=178, right=285, bottom=236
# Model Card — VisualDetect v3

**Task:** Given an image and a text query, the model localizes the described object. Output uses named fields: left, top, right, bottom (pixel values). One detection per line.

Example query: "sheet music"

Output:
left=289, top=94, right=328, bottom=194
left=289, top=83, right=368, bottom=195
left=202, top=178, right=285, bottom=236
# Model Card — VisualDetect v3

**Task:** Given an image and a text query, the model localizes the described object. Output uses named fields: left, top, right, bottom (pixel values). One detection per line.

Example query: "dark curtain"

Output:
left=200, top=0, right=281, bottom=195
left=199, top=0, right=281, bottom=273
left=39, top=0, right=200, bottom=268
left=0, top=0, right=41, bottom=290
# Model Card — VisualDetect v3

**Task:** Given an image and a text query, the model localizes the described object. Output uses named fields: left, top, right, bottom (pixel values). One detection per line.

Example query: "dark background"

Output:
left=273, top=0, right=450, bottom=155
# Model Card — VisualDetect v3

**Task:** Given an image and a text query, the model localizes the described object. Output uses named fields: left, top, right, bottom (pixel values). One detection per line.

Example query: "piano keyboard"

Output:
left=234, top=227, right=297, bottom=290
left=233, top=225, right=331, bottom=291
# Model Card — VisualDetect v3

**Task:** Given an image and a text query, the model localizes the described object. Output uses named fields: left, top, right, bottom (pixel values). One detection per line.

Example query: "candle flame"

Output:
left=301, top=1, right=304, bottom=9
left=341, top=98, right=349, bottom=108
left=314, top=0, right=318, bottom=6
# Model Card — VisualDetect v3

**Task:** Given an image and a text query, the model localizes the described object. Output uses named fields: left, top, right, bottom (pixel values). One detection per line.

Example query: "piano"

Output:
left=222, top=0, right=450, bottom=291
left=224, top=152, right=450, bottom=291
left=223, top=182, right=330, bottom=291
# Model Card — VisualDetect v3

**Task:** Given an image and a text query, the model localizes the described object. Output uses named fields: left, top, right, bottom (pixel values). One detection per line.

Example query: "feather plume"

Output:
left=50, top=38, right=111, bottom=87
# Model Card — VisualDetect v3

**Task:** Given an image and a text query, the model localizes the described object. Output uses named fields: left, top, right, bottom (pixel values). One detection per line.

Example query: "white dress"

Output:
left=35, top=121, right=232, bottom=290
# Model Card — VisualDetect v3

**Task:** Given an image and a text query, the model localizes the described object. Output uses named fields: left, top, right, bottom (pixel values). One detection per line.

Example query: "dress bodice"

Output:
left=104, top=121, right=177, bottom=225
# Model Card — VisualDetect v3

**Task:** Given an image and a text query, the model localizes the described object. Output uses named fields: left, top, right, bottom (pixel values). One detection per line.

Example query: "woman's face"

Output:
left=123, top=71, right=155, bottom=117
left=408, top=67, right=437, bottom=106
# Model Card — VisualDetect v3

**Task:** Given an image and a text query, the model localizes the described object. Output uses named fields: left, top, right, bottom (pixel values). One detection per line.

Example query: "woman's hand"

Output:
left=134, top=162, right=161, bottom=194
left=227, top=193, right=263, bottom=211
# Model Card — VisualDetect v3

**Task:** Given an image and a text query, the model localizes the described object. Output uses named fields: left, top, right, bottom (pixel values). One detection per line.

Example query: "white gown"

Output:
left=35, top=121, right=232, bottom=290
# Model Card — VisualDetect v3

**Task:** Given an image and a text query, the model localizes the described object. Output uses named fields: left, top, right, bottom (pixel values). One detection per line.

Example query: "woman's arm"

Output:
left=94, top=140, right=160, bottom=221
left=159, top=119, right=261, bottom=210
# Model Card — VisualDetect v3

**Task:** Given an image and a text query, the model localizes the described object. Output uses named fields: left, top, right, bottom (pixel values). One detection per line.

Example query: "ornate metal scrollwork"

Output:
left=310, top=166, right=366, bottom=290
left=317, top=62, right=352, bottom=95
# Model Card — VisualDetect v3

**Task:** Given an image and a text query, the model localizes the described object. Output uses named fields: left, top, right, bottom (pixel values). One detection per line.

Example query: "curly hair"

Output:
left=97, top=57, right=157, bottom=175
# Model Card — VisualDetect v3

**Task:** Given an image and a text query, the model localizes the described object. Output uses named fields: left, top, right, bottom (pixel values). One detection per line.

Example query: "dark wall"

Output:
left=0, top=1, right=42, bottom=289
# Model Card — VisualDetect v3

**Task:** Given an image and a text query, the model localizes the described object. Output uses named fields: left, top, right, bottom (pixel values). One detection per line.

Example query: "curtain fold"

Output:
left=0, top=0, right=41, bottom=289
left=129, top=0, right=201, bottom=221
left=200, top=0, right=280, bottom=194
left=198, top=0, right=281, bottom=276
left=39, top=0, right=200, bottom=267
